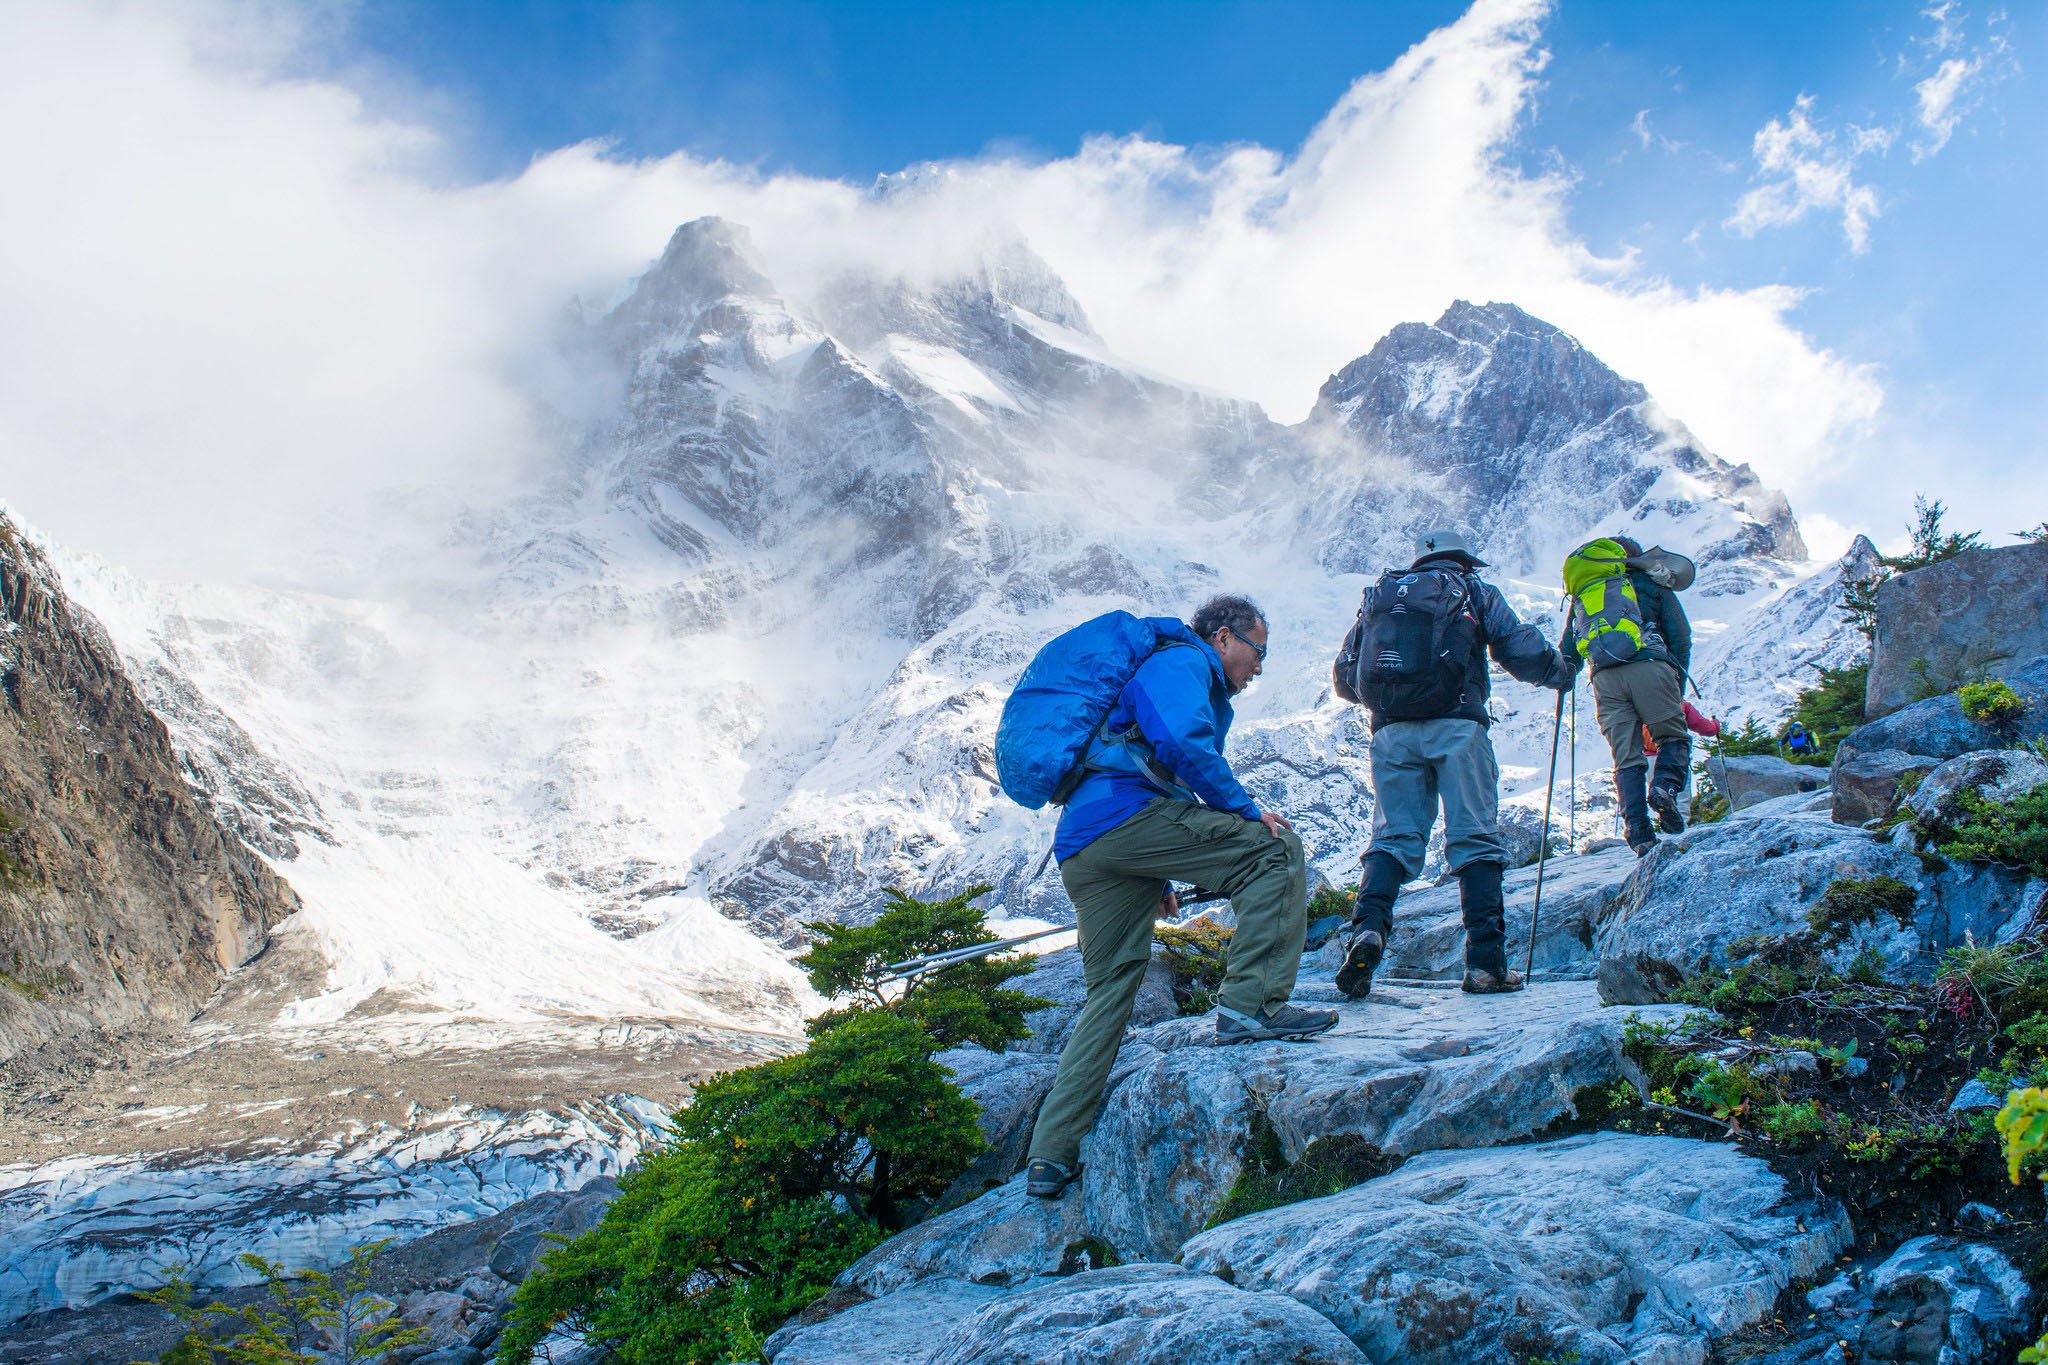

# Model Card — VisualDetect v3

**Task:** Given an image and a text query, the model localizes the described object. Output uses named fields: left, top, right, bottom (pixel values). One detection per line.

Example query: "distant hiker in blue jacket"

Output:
left=1024, top=594, right=1335, bottom=1199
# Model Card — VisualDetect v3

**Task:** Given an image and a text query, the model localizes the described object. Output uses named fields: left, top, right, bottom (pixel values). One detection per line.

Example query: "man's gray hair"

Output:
left=1190, top=594, right=1266, bottom=643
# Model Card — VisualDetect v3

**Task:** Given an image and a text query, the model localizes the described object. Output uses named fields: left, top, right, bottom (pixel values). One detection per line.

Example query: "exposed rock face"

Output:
left=1706, top=754, right=1828, bottom=810
left=763, top=1277, right=1012, bottom=1365
left=1594, top=818, right=1926, bottom=1004
left=928, top=1263, right=1371, bottom=1365
left=1178, top=1133, right=1853, bottom=1365
left=0, top=515, right=297, bottom=1068
left=1010, top=946, right=1177, bottom=1055
left=1904, top=748, right=2048, bottom=829
left=1829, top=748, right=1938, bottom=826
left=836, top=982, right=1689, bottom=1288
left=1836, top=656, right=2048, bottom=765
left=931, top=1046, right=1059, bottom=1210
left=1868, top=539, right=2048, bottom=719
left=1761, top=1237, right=2032, bottom=1365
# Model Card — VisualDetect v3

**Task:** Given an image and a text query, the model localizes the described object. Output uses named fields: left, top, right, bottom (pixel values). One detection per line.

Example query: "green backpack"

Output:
left=1563, top=538, right=1661, bottom=668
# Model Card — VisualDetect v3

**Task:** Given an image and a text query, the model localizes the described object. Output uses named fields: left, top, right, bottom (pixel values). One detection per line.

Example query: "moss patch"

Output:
left=1806, top=876, right=1917, bottom=946
left=1206, top=1105, right=1401, bottom=1228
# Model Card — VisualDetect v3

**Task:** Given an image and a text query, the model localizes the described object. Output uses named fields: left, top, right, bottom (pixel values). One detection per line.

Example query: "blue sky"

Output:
left=0, top=0, right=2038, bottom=576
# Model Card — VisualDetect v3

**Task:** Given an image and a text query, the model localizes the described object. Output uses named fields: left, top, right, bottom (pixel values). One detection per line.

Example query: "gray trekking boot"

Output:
left=1025, top=1158, right=1081, bottom=1199
left=1461, top=967, right=1525, bottom=994
left=1216, top=1002, right=1339, bottom=1044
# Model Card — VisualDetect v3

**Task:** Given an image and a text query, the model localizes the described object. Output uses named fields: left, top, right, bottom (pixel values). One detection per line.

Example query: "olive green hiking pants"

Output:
left=1025, top=798, right=1307, bottom=1169
left=1592, top=658, right=1686, bottom=771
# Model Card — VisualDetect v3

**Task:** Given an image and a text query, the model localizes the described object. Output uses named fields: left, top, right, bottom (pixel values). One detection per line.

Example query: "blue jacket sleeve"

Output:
left=1123, top=650, right=1261, bottom=820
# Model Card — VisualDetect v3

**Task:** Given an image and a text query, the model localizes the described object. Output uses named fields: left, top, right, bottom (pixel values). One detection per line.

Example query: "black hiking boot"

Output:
left=1216, top=1002, right=1339, bottom=1044
left=1615, top=766, right=1657, bottom=856
left=1649, top=738, right=1691, bottom=835
left=1336, top=851, right=1403, bottom=999
left=1457, top=860, right=1519, bottom=990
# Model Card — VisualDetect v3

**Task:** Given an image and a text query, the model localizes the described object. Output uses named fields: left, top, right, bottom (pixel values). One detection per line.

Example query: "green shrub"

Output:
left=499, top=887, right=1020, bottom=1364
left=498, top=1011, right=983, bottom=1363
left=1786, top=661, right=1870, bottom=761
left=143, top=1242, right=424, bottom=1363
left=1306, top=884, right=1356, bottom=920
left=799, top=885, right=1053, bottom=1051
left=1155, top=920, right=1232, bottom=1015
left=1710, top=715, right=1778, bottom=758
left=1931, top=782, right=2048, bottom=878
left=1958, top=678, right=2028, bottom=729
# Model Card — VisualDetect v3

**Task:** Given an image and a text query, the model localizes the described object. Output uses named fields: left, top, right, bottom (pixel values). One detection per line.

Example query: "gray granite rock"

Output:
left=1838, top=656, right=2048, bottom=764
left=1724, top=788, right=1836, bottom=823
left=1079, top=982, right=1689, bottom=1262
left=928, top=1263, right=1370, bottom=1365
left=1179, top=1133, right=1852, bottom=1365
left=1905, top=748, right=2048, bottom=829
left=1829, top=748, right=1938, bottom=826
left=762, top=1277, right=1014, bottom=1365
left=1594, top=817, right=1927, bottom=1003
left=837, top=1175, right=1085, bottom=1298
left=931, top=1046, right=1059, bottom=1209
left=1783, top=1237, right=2032, bottom=1365
left=1707, top=754, right=1828, bottom=810
left=1014, top=946, right=1177, bottom=1055
left=1868, top=541, right=2048, bottom=719
left=843, top=983, right=1687, bottom=1283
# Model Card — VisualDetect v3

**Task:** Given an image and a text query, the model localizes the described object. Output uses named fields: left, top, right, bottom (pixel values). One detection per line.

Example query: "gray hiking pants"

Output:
left=1592, top=659, right=1686, bottom=772
left=1026, top=798, right=1307, bottom=1169
left=1364, top=717, right=1504, bottom=878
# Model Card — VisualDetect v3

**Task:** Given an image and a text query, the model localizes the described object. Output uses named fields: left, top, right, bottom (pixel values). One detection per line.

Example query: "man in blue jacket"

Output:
left=1024, top=594, right=1334, bottom=1199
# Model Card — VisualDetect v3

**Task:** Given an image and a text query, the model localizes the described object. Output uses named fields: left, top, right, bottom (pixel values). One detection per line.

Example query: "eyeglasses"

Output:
left=1228, top=629, right=1268, bottom=662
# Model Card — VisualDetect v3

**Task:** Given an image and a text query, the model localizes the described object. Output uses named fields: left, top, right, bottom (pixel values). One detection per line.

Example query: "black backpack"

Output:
left=1333, top=567, right=1486, bottom=720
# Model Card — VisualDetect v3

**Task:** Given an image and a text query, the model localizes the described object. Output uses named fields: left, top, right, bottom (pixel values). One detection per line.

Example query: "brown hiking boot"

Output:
left=1461, top=967, right=1525, bottom=994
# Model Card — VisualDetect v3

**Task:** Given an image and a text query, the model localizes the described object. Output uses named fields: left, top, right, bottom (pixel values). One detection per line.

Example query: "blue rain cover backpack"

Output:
left=996, top=611, right=1202, bottom=809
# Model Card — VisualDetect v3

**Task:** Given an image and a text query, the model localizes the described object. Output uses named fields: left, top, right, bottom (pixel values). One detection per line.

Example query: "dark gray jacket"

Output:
left=1393, top=554, right=1572, bottom=728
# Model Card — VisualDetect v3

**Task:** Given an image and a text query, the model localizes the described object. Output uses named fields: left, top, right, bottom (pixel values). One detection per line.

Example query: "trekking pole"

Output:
left=1526, top=687, right=1566, bottom=981
left=1568, top=684, right=1577, bottom=847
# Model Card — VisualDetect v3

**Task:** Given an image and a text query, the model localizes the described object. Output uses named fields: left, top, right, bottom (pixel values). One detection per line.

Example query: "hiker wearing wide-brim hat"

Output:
left=1558, top=534, right=1696, bottom=855
left=1330, top=530, right=1575, bottom=997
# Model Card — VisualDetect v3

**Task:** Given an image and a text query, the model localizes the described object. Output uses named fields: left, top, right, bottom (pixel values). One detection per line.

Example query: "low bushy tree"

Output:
left=799, top=885, right=1052, bottom=1051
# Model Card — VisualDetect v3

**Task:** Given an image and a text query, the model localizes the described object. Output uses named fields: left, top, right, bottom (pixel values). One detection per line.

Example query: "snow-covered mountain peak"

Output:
left=43, top=222, right=1874, bottom=1033
left=1303, top=299, right=1804, bottom=590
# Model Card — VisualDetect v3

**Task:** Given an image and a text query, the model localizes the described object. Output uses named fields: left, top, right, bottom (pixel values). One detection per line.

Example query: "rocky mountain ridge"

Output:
left=0, top=512, right=298, bottom=1076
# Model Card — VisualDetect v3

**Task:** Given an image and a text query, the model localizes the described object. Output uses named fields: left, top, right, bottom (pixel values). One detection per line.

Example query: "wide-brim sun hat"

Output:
left=1411, top=529, right=1488, bottom=568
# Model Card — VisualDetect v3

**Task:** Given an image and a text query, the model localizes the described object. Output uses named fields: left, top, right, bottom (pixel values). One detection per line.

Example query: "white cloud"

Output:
left=0, top=0, right=1884, bottom=585
left=1725, top=95, right=1888, bottom=253
left=1904, top=3, right=2015, bottom=160
left=1914, top=55, right=1983, bottom=157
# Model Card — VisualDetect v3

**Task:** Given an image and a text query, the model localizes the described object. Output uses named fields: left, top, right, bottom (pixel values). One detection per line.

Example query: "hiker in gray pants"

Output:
left=1023, top=594, right=1335, bottom=1200
left=1336, top=531, right=1574, bottom=998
